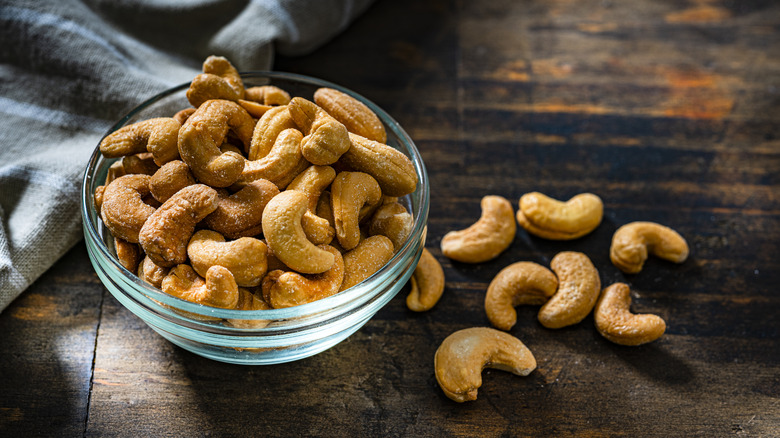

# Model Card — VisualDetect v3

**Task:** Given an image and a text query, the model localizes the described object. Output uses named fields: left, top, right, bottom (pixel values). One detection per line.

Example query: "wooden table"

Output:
left=2, top=0, right=778, bottom=436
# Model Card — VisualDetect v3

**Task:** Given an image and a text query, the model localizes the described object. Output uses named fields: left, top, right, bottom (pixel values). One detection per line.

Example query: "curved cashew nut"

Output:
left=314, top=87, right=387, bottom=143
left=99, top=117, right=181, bottom=166
left=139, top=184, right=219, bottom=267
left=226, top=288, right=272, bottom=329
left=261, top=190, right=335, bottom=274
left=187, top=230, right=268, bottom=287
left=114, top=238, right=141, bottom=273
left=178, top=100, right=253, bottom=187
left=406, top=248, right=445, bottom=312
left=516, top=192, right=603, bottom=240
left=286, top=165, right=337, bottom=212
left=342, top=133, right=417, bottom=197
left=301, top=211, right=335, bottom=245
left=137, top=255, right=169, bottom=289
left=485, top=261, right=558, bottom=331
left=440, top=195, right=516, bottom=263
left=368, top=201, right=413, bottom=252
left=121, top=152, right=159, bottom=176
left=248, top=105, right=298, bottom=160
left=186, top=56, right=245, bottom=107
left=341, top=235, right=395, bottom=291
left=100, top=174, right=156, bottom=243
left=331, top=171, right=382, bottom=251
left=434, top=327, right=536, bottom=403
left=203, top=179, right=279, bottom=238
left=594, top=283, right=666, bottom=346
left=172, top=108, right=195, bottom=125
left=161, top=264, right=239, bottom=309
left=261, top=245, right=345, bottom=308
left=538, top=251, right=601, bottom=329
left=610, top=221, right=689, bottom=274
left=240, top=128, right=308, bottom=189
left=149, top=160, right=196, bottom=203
left=245, top=85, right=291, bottom=106
left=288, top=97, right=351, bottom=165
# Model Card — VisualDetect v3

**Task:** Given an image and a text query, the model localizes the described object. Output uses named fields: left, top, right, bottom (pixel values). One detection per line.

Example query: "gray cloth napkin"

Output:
left=0, top=0, right=374, bottom=312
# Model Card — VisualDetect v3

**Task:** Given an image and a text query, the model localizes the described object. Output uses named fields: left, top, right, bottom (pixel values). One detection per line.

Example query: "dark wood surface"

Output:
left=2, top=0, right=779, bottom=436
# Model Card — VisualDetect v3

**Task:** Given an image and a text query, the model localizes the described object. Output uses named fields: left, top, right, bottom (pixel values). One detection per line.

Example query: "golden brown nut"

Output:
left=440, top=195, right=516, bottom=263
left=301, top=211, right=335, bottom=245
left=288, top=97, right=351, bottom=165
left=286, top=165, right=337, bottom=212
left=435, top=327, right=536, bottom=403
left=331, top=171, right=382, bottom=251
left=594, top=283, right=666, bottom=346
left=137, top=255, right=169, bottom=289
left=262, top=245, right=345, bottom=308
left=610, top=221, right=689, bottom=274
left=484, top=261, right=558, bottom=331
left=240, top=128, right=308, bottom=189
left=99, top=118, right=181, bottom=166
left=245, top=85, right=291, bottom=106
left=341, top=133, right=417, bottom=197
left=161, top=264, right=239, bottom=309
left=368, top=201, right=413, bottom=252
left=516, top=192, right=603, bottom=240
left=100, top=174, right=156, bottom=243
left=149, top=160, right=196, bottom=203
left=314, top=87, right=387, bottom=143
left=187, top=230, right=268, bottom=287
left=225, top=289, right=272, bottom=329
left=538, top=251, right=601, bottom=329
left=406, top=248, right=445, bottom=312
left=114, top=238, right=141, bottom=273
left=238, top=99, right=272, bottom=118
left=186, top=56, right=245, bottom=107
left=340, top=235, right=394, bottom=291
left=172, top=108, right=196, bottom=125
left=121, top=152, right=159, bottom=176
left=203, top=179, right=279, bottom=238
left=248, top=105, right=298, bottom=160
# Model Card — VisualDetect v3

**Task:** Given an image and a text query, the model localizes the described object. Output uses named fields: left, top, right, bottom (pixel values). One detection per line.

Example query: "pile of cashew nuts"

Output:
left=430, top=192, right=689, bottom=402
left=94, top=56, right=420, bottom=324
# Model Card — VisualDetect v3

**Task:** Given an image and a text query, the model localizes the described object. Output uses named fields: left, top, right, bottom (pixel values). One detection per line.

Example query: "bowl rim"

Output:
left=81, top=70, right=430, bottom=323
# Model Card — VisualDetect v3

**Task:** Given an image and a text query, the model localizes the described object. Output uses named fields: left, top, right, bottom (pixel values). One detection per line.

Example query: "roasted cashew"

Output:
left=261, top=245, right=345, bottom=308
left=138, top=184, right=219, bottom=267
left=594, top=283, right=666, bottom=346
left=121, top=152, right=159, bottom=176
left=172, top=108, right=195, bottom=125
left=286, top=165, right=337, bottom=212
left=610, top=221, right=689, bottom=274
left=187, top=230, right=268, bottom=287
left=161, top=264, right=239, bottom=309
left=301, top=211, right=335, bottom=245
left=434, top=327, right=536, bottom=403
left=149, top=160, right=196, bottom=203
left=516, top=192, right=603, bottom=240
left=186, top=56, right=244, bottom=107
left=239, top=128, right=308, bottom=189
left=331, top=171, right=382, bottom=251
left=248, top=105, right=298, bottom=160
left=406, top=248, right=445, bottom=312
left=100, top=174, right=156, bottom=243
left=94, top=185, right=105, bottom=216
left=538, top=251, right=601, bottom=329
left=225, top=288, right=272, bottom=329
left=314, top=87, right=387, bottom=143
left=341, top=133, right=417, bottom=197
left=340, top=235, right=394, bottom=291
left=245, top=85, right=291, bottom=106
left=288, top=97, right=351, bottom=165
left=178, top=99, right=253, bottom=187
left=238, top=99, right=271, bottom=118
left=261, top=190, right=335, bottom=274
left=114, top=238, right=141, bottom=273
left=368, top=201, right=413, bottom=252
left=440, top=195, right=516, bottom=263
left=203, top=179, right=279, bottom=238
left=137, top=255, right=169, bottom=289
left=99, top=117, right=181, bottom=166
left=485, top=262, right=558, bottom=331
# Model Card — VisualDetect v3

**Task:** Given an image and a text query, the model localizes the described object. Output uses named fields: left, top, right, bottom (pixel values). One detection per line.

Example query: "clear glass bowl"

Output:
left=81, top=72, right=429, bottom=365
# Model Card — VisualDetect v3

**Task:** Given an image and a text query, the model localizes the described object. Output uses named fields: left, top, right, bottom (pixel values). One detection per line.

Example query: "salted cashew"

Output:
left=245, top=85, right=291, bottom=106
left=137, top=255, right=169, bottom=289
left=262, top=245, right=345, bottom=308
left=331, top=171, right=382, bottom=251
left=114, top=238, right=141, bottom=273
left=238, top=99, right=272, bottom=118
left=286, top=165, right=337, bottom=212
left=610, top=221, right=689, bottom=274
left=178, top=99, right=253, bottom=187
left=121, top=152, right=159, bottom=176
left=340, top=235, right=394, bottom=291
left=261, top=190, right=335, bottom=274
left=94, top=185, right=106, bottom=216
left=406, top=248, right=445, bottom=312
left=100, top=174, right=156, bottom=243
left=203, top=179, right=279, bottom=238
left=341, top=133, right=417, bottom=197
left=239, top=128, right=308, bottom=189
left=100, top=117, right=181, bottom=166
left=225, top=288, right=272, bottom=329
left=594, top=283, right=666, bottom=346
left=485, top=262, right=558, bottom=331
left=161, top=264, right=239, bottom=309
left=288, top=97, right=351, bottom=165
left=248, top=105, right=298, bottom=160
left=434, top=327, right=536, bottom=403
left=172, top=108, right=195, bottom=125
left=187, top=230, right=268, bottom=287
left=149, top=160, right=196, bottom=203
left=368, top=201, right=413, bottom=252
left=186, top=56, right=245, bottom=107
left=138, top=184, right=219, bottom=267
left=538, top=251, right=601, bottom=329
left=440, top=195, right=516, bottom=263
left=314, top=87, right=387, bottom=143
left=301, top=211, right=335, bottom=245
left=516, top=192, right=603, bottom=240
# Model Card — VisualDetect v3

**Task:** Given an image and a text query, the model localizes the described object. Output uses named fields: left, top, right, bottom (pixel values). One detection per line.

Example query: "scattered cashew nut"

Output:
left=538, top=251, right=601, bottom=329
left=406, top=248, right=445, bottom=312
left=440, top=195, right=516, bottom=263
left=594, top=282, right=666, bottom=346
left=610, top=221, right=689, bottom=274
left=187, top=230, right=268, bottom=287
left=516, top=192, right=603, bottom=240
left=485, top=261, right=559, bottom=331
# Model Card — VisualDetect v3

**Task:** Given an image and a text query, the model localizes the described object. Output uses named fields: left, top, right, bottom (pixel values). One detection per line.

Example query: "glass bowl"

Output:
left=81, top=72, right=429, bottom=365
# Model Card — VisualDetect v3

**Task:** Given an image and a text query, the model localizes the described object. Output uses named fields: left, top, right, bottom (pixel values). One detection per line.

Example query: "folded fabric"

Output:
left=0, top=0, right=375, bottom=312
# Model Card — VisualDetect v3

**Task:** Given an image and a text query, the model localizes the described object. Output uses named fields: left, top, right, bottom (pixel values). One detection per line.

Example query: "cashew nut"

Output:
left=138, top=184, right=219, bottom=267
left=301, top=211, right=335, bottom=245
left=261, top=245, right=345, bottom=308
left=245, top=85, right=291, bottom=106
left=286, top=165, right=337, bottom=212
left=225, top=288, right=272, bottom=329
left=114, top=237, right=141, bottom=273
left=172, top=108, right=195, bottom=125
left=538, top=251, right=601, bottom=329
left=186, top=56, right=244, bottom=107
left=341, top=133, right=417, bottom=197
left=610, top=221, right=689, bottom=274
left=100, top=174, right=156, bottom=243
left=203, top=179, right=279, bottom=238
left=248, top=105, right=298, bottom=160
left=240, top=128, right=308, bottom=189
left=368, top=201, right=413, bottom=252
left=149, top=160, right=196, bottom=203
left=261, top=190, right=335, bottom=274
left=484, top=262, right=558, bottom=330
left=434, top=327, right=536, bottom=403
left=516, top=192, right=603, bottom=240
left=341, top=235, right=394, bottom=291
left=161, top=264, right=239, bottom=309
left=238, top=99, right=272, bottom=118
left=187, top=230, right=268, bottom=287
left=314, top=87, right=387, bottom=143
left=594, top=283, right=666, bottom=346
left=288, top=97, right=351, bottom=165
left=100, top=117, right=181, bottom=166
left=406, top=248, right=445, bottom=312
left=121, top=152, right=159, bottom=176
left=331, top=171, right=382, bottom=251
left=178, top=99, right=253, bottom=187
left=440, top=195, right=516, bottom=263
left=137, top=255, right=169, bottom=289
